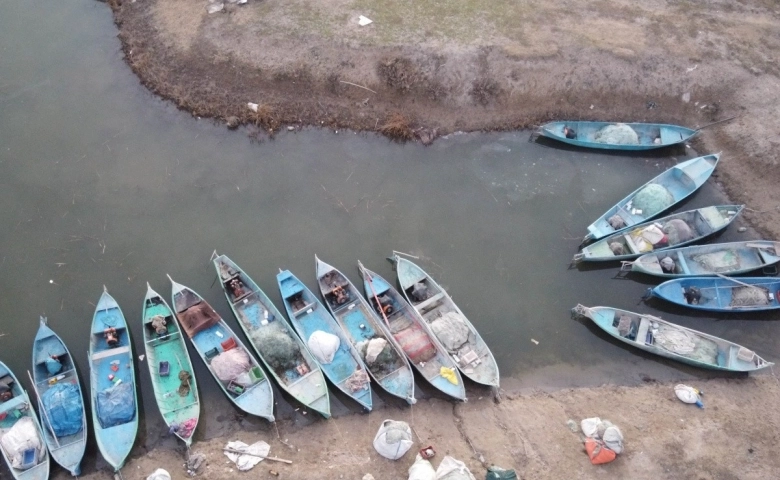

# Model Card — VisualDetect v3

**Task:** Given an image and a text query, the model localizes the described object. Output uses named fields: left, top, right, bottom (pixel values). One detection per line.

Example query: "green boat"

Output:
left=213, top=254, right=330, bottom=418
left=142, top=284, right=201, bottom=446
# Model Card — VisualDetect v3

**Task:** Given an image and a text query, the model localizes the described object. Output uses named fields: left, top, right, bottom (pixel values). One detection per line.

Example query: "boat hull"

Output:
left=539, top=121, right=697, bottom=150
left=31, top=319, right=87, bottom=476
left=651, top=277, right=780, bottom=312
left=142, top=286, right=200, bottom=446
left=573, top=304, right=773, bottom=372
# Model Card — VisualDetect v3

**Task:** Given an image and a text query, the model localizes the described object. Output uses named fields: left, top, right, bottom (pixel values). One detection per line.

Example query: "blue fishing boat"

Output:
left=538, top=121, right=697, bottom=150
left=142, top=285, right=200, bottom=445
left=276, top=269, right=372, bottom=410
left=583, top=154, right=720, bottom=243
left=31, top=317, right=86, bottom=476
left=315, top=256, right=415, bottom=404
left=628, top=240, right=780, bottom=278
left=572, top=304, right=773, bottom=372
left=88, top=287, right=138, bottom=472
left=167, top=276, right=274, bottom=422
left=213, top=254, right=331, bottom=418
left=0, top=361, right=49, bottom=480
left=574, top=205, right=743, bottom=263
left=392, top=255, right=500, bottom=387
left=358, top=262, right=466, bottom=401
left=648, top=277, right=780, bottom=312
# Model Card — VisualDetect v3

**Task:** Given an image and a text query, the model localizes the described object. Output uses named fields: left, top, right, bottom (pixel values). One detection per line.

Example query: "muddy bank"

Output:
left=107, top=0, right=780, bottom=238
left=69, top=375, right=780, bottom=479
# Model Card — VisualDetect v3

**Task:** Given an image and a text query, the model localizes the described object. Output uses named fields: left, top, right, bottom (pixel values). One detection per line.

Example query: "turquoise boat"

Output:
left=392, top=255, right=500, bottom=387
left=648, top=277, right=780, bottom=312
left=539, top=121, right=697, bottom=150
left=0, top=361, right=49, bottom=480
left=167, top=276, right=274, bottom=422
left=213, top=254, right=331, bottom=418
left=88, top=287, right=138, bottom=472
left=574, top=205, right=743, bottom=263
left=316, top=257, right=415, bottom=404
left=628, top=240, right=780, bottom=278
left=276, top=269, right=372, bottom=410
left=583, top=154, right=720, bottom=243
left=358, top=262, right=466, bottom=401
left=31, top=317, right=86, bottom=476
left=142, top=284, right=200, bottom=445
left=572, top=304, right=773, bottom=372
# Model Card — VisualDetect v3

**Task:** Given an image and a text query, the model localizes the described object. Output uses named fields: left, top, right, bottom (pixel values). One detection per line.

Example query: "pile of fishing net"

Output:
left=730, top=286, right=770, bottom=306
left=211, top=348, right=251, bottom=383
left=430, top=312, right=470, bottom=351
left=593, top=123, right=639, bottom=144
left=255, top=326, right=299, bottom=370
left=693, top=250, right=740, bottom=273
left=632, top=184, right=674, bottom=217
left=662, top=219, right=695, bottom=245
left=358, top=337, right=398, bottom=373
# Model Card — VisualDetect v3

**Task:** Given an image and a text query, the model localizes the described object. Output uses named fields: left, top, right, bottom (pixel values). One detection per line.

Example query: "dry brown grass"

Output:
left=379, top=112, right=415, bottom=142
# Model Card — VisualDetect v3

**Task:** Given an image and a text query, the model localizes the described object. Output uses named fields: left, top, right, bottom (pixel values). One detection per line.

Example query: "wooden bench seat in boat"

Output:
left=91, top=345, right=130, bottom=361
left=414, top=292, right=445, bottom=312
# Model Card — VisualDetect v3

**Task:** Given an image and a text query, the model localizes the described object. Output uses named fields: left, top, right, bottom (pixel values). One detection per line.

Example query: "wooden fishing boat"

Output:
left=167, top=276, right=274, bottom=421
left=213, top=254, right=331, bottom=418
left=583, top=154, right=720, bottom=243
left=628, top=240, right=780, bottom=278
left=276, top=269, right=373, bottom=410
left=648, top=277, right=780, bottom=312
left=358, top=262, right=466, bottom=401
left=315, top=256, right=416, bottom=404
left=392, top=255, right=500, bottom=387
left=0, top=361, right=49, bottom=480
left=30, top=317, right=86, bottom=476
left=142, top=284, right=200, bottom=445
left=538, top=121, right=697, bottom=150
left=88, top=287, right=138, bottom=472
left=574, top=205, right=743, bottom=263
left=572, top=304, right=773, bottom=372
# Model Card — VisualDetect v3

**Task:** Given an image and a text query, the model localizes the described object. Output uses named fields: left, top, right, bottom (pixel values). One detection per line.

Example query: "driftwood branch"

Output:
left=222, top=448, right=292, bottom=464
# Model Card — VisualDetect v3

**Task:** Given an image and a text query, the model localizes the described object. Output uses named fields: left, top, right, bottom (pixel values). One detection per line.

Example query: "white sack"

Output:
left=308, top=330, right=340, bottom=364
left=435, top=456, right=476, bottom=480
left=408, top=454, right=436, bottom=480
left=366, top=337, right=388, bottom=363
left=603, top=426, right=624, bottom=454
left=580, top=417, right=601, bottom=438
left=373, top=419, right=413, bottom=460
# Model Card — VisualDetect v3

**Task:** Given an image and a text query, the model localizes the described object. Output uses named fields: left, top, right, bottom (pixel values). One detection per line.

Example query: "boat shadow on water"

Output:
left=571, top=314, right=749, bottom=381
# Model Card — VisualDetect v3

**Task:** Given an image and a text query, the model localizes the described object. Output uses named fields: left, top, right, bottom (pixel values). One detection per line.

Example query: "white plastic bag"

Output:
left=373, top=419, right=413, bottom=460
left=224, top=440, right=270, bottom=471
left=146, top=469, right=172, bottom=480
left=308, top=330, right=340, bottom=364
left=408, top=454, right=436, bottom=480
left=366, top=338, right=388, bottom=363
left=603, top=426, right=624, bottom=454
left=435, top=456, right=476, bottom=480
left=580, top=417, right=601, bottom=438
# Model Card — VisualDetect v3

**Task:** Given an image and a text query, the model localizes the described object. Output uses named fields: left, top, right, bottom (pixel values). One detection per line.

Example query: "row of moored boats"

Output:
left=0, top=253, right=499, bottom=478
left=536, top=121, right=776, bottom=375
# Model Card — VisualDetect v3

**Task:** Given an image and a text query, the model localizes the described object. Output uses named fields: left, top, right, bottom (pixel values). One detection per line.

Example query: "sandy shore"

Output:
left=68, top=375, right=780, bottom=479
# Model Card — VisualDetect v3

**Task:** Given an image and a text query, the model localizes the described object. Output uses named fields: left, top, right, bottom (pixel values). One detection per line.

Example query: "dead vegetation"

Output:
left=379, top=112, right=415, bottom=142
left=377, top=57, right=421, bottom=93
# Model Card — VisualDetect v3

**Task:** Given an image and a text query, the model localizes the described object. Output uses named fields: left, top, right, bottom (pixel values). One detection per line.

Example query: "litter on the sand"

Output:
left=358, top=15, right=373, bottom=26
left=578, top=417, right=624, bottom=464
left=206, top=2, right=224, bottom=13
left=146, top=469, right=171, bottom=480
left=224, top=440, right=270, bottom=471
left=373, top=419, right=413, bottom=460
left=674, top=384, right=704, bottom=408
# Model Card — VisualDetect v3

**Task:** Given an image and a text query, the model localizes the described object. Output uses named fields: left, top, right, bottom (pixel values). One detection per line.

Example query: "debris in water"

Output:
left=358, top=15, right=373, bottom=26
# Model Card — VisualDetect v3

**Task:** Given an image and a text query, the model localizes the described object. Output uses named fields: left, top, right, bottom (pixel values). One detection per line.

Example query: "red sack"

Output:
left=585, top=438, right=616, bottom=465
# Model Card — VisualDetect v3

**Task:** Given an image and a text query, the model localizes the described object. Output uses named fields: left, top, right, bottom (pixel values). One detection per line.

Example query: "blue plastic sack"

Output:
left=96, top=381, right=135, bottom=428
left=45, top=358, right=62, bottom=375
left=42, top=383, right=83, bottom=437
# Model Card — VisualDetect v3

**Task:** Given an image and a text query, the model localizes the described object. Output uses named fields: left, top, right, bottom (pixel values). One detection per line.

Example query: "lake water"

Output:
left=1, top=0, right=778, bottom=475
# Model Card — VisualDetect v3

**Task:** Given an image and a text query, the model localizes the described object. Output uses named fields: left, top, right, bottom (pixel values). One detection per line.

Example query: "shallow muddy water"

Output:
left=1, top=0, right=778, bottom=475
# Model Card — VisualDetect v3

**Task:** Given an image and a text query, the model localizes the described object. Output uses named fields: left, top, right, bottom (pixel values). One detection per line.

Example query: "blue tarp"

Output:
left=96, top=381, right=135, bottom=429
left=42, top=383, right=83, bottom=437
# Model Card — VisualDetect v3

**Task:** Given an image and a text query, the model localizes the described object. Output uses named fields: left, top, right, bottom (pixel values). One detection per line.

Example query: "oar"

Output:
left=695, top=115, right=739, bottom=132
left=26, top=370, right=61, bottom=449
left=222, top=447, right=292, bottom=464
left=715, top=273, right=764, bottom=289
left=359, top=262, right=391, bottom=329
